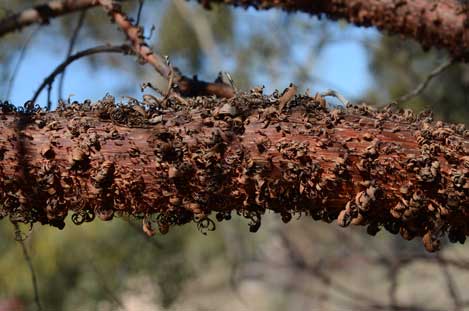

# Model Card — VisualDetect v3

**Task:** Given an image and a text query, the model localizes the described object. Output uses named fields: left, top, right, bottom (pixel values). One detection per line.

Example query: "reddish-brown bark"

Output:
left=0, top=91, right=467, bottom=252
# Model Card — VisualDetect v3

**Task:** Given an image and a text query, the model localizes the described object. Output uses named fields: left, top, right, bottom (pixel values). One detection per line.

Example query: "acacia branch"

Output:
left=0, top=0, right=235, bottom=99
left=1, top=0, right=468, bottom=62
left=31, top=44, right=132, bottom=109
left=98, top=0, right=235, bottom=98
left=14, top=224, right=42, bottom=311
left=394, top=59, right=455, bottom=105
left=58, top=9, right=88, bottom=101
left=0, top=90, right=467, bottom=252
left=0, top=0, right=97, bottom=37
left=198, top=0, right=469, bottom=61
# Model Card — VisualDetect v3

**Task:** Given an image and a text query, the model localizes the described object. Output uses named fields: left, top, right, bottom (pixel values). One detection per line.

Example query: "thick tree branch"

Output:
left=1, top=0, right=468, bottom=62
left=198, top=0, right=469, bottom=61
left=0, top=90, right=467, bottom=252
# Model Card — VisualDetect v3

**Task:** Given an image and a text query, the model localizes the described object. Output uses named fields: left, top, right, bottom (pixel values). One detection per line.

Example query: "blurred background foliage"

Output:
left=0, top=0, right=468, bottom=310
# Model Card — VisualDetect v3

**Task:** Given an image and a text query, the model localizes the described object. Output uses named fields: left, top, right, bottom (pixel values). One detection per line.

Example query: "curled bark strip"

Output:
left=197, top=0, right=469, bottom=61
left=0, top=89, right=467, bottom=252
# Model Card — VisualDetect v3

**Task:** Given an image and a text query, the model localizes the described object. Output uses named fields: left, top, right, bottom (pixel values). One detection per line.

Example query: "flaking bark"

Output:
left=0, top=89, right=467, bottom=252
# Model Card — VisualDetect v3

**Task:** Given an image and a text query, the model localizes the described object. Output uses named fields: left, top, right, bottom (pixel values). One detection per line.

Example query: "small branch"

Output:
left=388, top=262, right=400, bottom=311
left=436, top=253, right=463, bottom=311
left=393, top=60, right=455, bottom=105
left=89, top=260, right=127, bottom=310
left=136, top=0, right=144, bottom=26
left=5, top=26, right=39, bottom=100
left=0, top=0, right=97, bottom=38
left=58, top=9, right=87, bottom=101
left=14, top=224, right=42, bottom=311
left=98, top=0, right=235, bottom=98
left=30, top=44, right=132, bottom=109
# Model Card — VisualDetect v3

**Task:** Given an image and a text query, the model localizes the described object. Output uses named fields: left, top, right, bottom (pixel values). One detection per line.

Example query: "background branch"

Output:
left=1, top=0, right=468, bottom=61
left=98, top=0, right=235, bottom=98
left=394, top=60, right=455, bottom=105
left=57, top=9, right=87, bottom=101
left=14, top=224, right=42, bottom=311
left=30, top=44, right=132, bottom=109
left=5, top=26, right=39, bottom=100
left=0, top=0, right=97, bottom=38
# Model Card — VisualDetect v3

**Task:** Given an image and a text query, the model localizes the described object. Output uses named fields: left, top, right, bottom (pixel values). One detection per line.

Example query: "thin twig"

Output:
left=98, top=0, right=234, bottom=98
left=436, top=253, right=463, bottom=311
left=388, top=262, right=400, bottom=311
left=30, top=44, right=131, bottom=109
left=6, top=26, right=39, bottom=99
left=393, top=60, right=455, bottom=105
left=58, top=9, right=87, bottom=100
left=88, top=260, right=127, bottom=310
left=136, top=0, right=144, bottom=26
left=0, top=0, right=97, bottom=38
left=14, top=223, right=42, bottom=311
left=46, top=82, right=52, bottom=110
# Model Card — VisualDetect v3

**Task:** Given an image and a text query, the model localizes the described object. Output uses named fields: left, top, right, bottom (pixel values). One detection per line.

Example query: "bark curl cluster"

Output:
left=0, top=89, right=467, bottom=252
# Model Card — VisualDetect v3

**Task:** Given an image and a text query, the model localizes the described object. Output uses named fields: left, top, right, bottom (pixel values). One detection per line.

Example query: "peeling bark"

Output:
left=0, top=90, right=467, bottom=252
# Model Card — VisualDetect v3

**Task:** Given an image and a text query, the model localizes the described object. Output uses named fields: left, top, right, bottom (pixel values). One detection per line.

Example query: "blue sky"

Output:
left=5, top=5, right=379, bottom=108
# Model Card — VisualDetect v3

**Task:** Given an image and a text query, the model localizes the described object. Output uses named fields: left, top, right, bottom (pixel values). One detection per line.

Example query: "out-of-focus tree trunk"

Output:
left=1, top=91, right=467, bottom=252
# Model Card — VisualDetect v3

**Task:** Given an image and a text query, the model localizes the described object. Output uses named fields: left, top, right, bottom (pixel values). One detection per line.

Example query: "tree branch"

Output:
left=1, top=0, right=468, bottom=62
left=5, top=26, right=40, bottom=100
left=0, top=90, right=467, bottom=252
left=57, top=9, right=88, bottom=101
left=0, top=0, right=235, bottom=99
left=14, top=224, right=42, bottom=311
left=0, top=0, right=97, bottom=37
left=98, top=0, right=235, bottom=98
left=394, top=60, right=455, bottom=105
left=30, top=44, right=132, bottom=109
left=197, top=0, right=469, bottom=61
